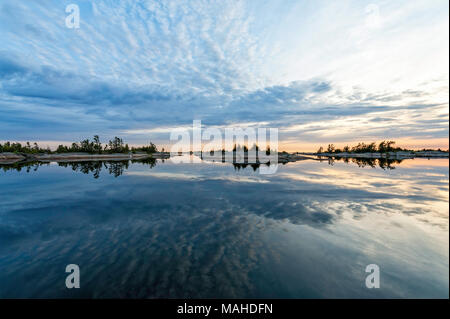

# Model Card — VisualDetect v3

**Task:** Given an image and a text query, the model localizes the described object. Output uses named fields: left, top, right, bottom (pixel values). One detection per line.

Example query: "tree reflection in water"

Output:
left=232, top=163, right=267, bottom=172
left=0, top=158, right=157, bottom=178
left=0, top=161, right=48, bottom=173
left=0, top=156, right=404, bottom=177
left=328, top=157, right=403, bottom=169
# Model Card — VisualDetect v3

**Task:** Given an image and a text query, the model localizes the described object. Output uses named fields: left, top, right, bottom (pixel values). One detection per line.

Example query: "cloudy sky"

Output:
left=0, top=0, right=448, bottom=151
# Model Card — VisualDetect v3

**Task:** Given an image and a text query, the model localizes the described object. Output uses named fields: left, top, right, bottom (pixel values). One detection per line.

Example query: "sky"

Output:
left=0, top=0, right=448, bottom=151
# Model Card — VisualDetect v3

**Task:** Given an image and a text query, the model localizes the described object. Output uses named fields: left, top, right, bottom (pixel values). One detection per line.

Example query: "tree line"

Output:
left=317, top=141, right=407, bottom=154
left=0, top=142, right=50, bottom=154
left=316, top=141, right=448, bottom=154
left=0, top=136, right=159, bottom=154
left=205, top=144, right=275, bottom=156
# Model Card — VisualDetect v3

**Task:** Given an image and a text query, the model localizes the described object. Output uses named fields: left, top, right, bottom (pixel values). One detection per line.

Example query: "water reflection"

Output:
left=320, top=156, right=403, bottom=169
left=58, top=160, right=130, bottom=178
left=0, top=158, right=157, bottom=178
left=233, top=163, right=267, bottom=171
left=0, top=156, right=406, bottom=176
left=0, top=161, right=49, bottom=173
left=0, top=157, right=448, bottom=298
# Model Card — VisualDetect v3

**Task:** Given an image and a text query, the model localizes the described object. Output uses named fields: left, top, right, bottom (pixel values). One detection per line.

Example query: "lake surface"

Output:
left=0, top=156, right=448, bottom=298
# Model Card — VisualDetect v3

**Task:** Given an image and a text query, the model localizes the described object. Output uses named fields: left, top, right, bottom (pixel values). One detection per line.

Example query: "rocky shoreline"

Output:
left=0, top=152, right=170, bottom=164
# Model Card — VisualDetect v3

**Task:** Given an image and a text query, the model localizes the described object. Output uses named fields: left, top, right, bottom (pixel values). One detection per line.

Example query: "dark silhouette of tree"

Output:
left=93, top=135, right=102, bottom=153
left=378, top=140, right=397, bottom=153
left=105, top=137, right=127, bottom=153
left=327, top=144, right=335, bottom=153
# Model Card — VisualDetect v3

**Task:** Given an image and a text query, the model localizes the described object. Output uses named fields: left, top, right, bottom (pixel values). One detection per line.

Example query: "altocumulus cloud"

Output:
left=0, top=0, right=448, bottom=147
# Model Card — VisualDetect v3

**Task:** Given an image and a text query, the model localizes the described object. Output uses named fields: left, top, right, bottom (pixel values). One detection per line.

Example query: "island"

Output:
left=0, top=136, right=169, bottom=164
left=1, top=138, right=448, bottom=165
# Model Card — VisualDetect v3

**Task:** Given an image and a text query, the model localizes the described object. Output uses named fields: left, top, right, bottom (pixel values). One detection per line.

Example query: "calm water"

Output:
left=0, top=156, right=448, bottom=298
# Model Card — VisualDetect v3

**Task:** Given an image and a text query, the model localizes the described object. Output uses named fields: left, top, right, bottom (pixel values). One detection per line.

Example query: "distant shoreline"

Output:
left=298, top=151, right=449, bottom=159
left=0, top=150, right=448, bottom=165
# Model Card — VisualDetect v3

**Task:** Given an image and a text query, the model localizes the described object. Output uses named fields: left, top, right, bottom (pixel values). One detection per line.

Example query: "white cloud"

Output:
left=0, top=0, right=447, bottom=148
